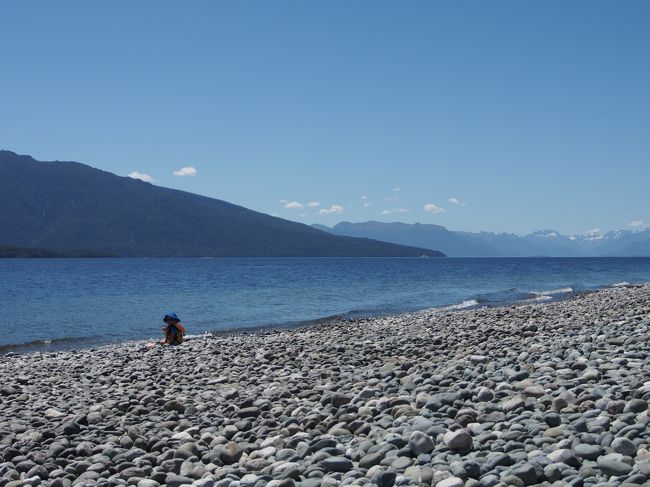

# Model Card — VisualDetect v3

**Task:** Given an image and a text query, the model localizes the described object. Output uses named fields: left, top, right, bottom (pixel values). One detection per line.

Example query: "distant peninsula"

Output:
left=0, top=245, right=116, bottom=259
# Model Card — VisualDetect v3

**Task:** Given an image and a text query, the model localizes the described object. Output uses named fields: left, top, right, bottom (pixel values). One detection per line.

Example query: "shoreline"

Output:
left=2, top=285, right=650, bottom=486
left=1, top=281, right=639, bottom=357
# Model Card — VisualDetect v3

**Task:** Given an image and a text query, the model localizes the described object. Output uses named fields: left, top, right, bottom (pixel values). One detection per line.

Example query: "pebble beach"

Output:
left=2, top=285, right=650, bottom=487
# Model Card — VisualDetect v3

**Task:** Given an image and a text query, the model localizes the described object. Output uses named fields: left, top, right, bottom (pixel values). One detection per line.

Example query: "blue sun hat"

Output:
left=163, top=312, right=179, bottom=322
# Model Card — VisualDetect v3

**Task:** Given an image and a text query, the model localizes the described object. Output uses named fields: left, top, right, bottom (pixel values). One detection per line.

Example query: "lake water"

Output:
left=2, top=257, right=650, bottom=354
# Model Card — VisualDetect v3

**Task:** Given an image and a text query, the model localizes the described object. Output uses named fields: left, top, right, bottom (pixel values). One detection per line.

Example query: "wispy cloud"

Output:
left=448, top=197, right=467, bottom=207
left=629, top=220, right=644, bottom=228
left=128, top=171, right=156, bottom=183
left=363, top=202, right=372, bottom=208
left=285, top=201, right=304, bottom=209
left=381, top=208, right=410, bottom=215
left=319, top=204, right=344, bottom=215
left=173, top=166, right=197, bottom=177
left=361, top=195, right=368, bottom=200
left=423, top=203, right=446, bottom=214
left=393, top=187, right=402, bottom=192
left=307, top=201, right=321, bottom=208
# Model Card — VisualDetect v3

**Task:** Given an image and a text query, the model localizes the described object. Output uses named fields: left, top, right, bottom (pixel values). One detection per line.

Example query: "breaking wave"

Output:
left=443, top=299, right=480, bottom=310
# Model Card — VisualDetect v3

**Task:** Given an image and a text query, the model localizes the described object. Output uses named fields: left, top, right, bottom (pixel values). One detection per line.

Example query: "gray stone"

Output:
left=597, top=458, right=633, bottom=476
left=359, top=452, right=383, bottom=469
left=510, top=463, right=538, bottom=485
left=477, top=474, right=500, bottom=487
left=627, top=399, right=648, bottom=413
left=544, top=412, right=561, bottom=427
left=0, top=386, right=18, bottom=396
left=443, top=429, right=473, bottom=451
left=582, top=369, right=601, bottom=381
left=373, top=470, right=397, bottom=487
left=436, top=476, right=464, bottom=487
left=574, top=443, right=600, bottom=460
left=476, top=387, right=494, bottom=402
left=503, top=395, right=527, bottom=413
left=543, top=463, right=564, bottom=482
left=611, top=437, right=637, bottom=456
left=220, top=442, right=243, bottom=464
left=331, top=393, right=352, bottom=408
left=45, top=408, right=66, bottom=419
left=321, top=456, right=353, bottom=473
left=137, top=481, right=161, bottom=487
left=165, top=400, right=186, bottom=413
left=409, top=431, right=435, bottom=456
left=606, top=400, right=625, bottom=415
left=547, top=449, right=580, bottom=468
left=267, top=481, right=295, bottom=487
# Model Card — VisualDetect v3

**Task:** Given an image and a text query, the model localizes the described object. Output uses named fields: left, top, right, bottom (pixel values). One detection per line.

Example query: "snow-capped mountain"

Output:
left=315, top=222, right=650, bottom=257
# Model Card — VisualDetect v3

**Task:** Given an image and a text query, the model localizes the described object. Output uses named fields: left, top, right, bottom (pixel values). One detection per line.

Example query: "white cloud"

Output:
left=128, top=171, right=156, bottom=183
left=584, top=227, right=602, bottom=235
left=363, top=202, right=372, bottom=208
left=285, top=201, right=304, bottom=209
left=393, top=187, right=402, bottom=192
left=423, top=203, right=446, bottom=214
left=173, top=166, right=197, bottom=177
left=448, top=197, right=467, bottom=207
left=386, top=196, right=399, bottom=201
left=381, top=208, right=410, bottom=215
left=279, top=199, right=288, bottom=204
left=307, top=201, right=321, bottom=208
left=319, top=205, right=344, bottom=215
left=361, top=195, right=368, bottom=200
left=629, top=220, right=644, bottom=228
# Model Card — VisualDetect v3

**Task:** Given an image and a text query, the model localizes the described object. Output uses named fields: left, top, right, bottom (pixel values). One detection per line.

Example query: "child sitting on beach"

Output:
left=161, top=312, right=186, bottom=345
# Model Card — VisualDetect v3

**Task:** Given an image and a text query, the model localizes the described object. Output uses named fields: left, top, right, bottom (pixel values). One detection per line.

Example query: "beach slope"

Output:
left=1, top=286, right=650, bottom=486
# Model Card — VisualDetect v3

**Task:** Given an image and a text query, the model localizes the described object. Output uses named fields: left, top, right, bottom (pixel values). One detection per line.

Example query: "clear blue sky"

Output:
left=2, top=1, right=649, bottom=234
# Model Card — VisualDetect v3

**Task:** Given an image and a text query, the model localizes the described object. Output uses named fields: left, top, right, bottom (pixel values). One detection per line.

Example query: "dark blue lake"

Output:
left=2, top=257, right=649, bottom=353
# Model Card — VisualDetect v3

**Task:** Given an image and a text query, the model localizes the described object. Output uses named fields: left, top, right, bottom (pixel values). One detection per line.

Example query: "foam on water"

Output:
left=443, top=299, right=480, bottom=310
left=532, top=295, right=554, bottom=302
left=531, top=287, right=574, bottom=296
left=612, top=281, right=630, bottom=287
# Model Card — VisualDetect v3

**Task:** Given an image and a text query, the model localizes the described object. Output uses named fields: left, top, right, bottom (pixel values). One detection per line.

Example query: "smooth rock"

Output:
left=444, top=429, right=473, bottom=451
left=409, top=431, right=435, bottom=456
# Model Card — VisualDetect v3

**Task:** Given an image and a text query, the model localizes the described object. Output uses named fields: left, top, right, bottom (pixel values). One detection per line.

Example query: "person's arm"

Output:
left=161, top=324, right=170, bottom=344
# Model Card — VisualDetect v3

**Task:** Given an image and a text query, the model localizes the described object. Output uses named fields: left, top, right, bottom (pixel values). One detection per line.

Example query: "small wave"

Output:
left=474, top=288, right=530, bottom=305
left=612, top=281, right=630, bottom=287
left=443, top=299, right=480, bottom=310
left=532, top=295, right=553, bottom=302
left=530, top=287, right=574, bottom=297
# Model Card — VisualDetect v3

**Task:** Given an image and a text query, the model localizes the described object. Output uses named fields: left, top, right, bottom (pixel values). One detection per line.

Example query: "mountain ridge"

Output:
left=0, top=150, right=445, bottom=258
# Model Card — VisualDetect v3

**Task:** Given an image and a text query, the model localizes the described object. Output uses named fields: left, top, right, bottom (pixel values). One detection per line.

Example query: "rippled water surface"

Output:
left=2, top=257, right=650, bottom=353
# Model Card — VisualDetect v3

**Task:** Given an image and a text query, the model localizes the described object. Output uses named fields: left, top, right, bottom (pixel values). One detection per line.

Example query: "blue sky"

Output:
left=1, top=1, right=649, bottom=234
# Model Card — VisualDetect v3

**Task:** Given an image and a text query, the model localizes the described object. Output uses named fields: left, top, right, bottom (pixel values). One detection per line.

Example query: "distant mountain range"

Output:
left=0, top=150, right=444, bottom=257
left=313, top=221, right=650, bottom=257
